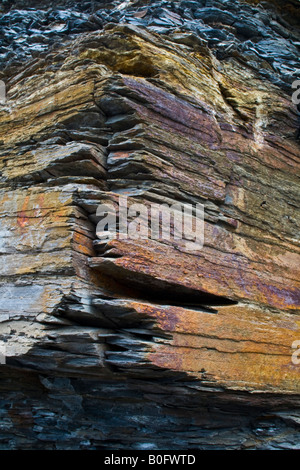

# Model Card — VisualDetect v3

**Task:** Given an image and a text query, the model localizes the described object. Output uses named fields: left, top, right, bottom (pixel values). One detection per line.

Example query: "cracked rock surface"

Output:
left=0, top=0, right=300, bottom=450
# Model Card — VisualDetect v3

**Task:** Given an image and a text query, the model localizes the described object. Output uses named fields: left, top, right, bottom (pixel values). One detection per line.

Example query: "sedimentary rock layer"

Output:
left=0, top=0, right=299, bottom=449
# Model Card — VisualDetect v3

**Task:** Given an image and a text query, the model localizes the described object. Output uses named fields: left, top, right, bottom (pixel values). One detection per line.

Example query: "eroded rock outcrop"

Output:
left=0, top=0, right=299, bottom=449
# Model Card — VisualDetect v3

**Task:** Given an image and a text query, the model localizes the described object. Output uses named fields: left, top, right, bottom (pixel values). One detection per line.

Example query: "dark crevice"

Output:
left=128, top=284, right=237, bottom=310
left=93, top=268, right=238, bottom=310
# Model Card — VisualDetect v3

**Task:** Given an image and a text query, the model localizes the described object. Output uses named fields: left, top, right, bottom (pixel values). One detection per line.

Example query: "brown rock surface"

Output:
left=0, top=3, right=300, bottom=449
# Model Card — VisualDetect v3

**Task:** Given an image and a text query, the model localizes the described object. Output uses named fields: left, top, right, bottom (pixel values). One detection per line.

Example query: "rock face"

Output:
left=0, top=0, right=300, bottom=450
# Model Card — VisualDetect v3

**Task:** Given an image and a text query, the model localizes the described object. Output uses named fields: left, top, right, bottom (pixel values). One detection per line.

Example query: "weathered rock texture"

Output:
left=0, top=0, right=299, bottom=450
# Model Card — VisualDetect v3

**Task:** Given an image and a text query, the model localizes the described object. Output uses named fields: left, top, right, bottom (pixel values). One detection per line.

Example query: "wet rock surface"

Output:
left=0, top=0, right=300, bottom=450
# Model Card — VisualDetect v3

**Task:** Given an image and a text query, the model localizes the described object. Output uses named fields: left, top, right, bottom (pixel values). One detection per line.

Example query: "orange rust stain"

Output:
left=17, top=193, right=48, bottom=231
left=73, top=233, right=94, bottom=256
left=34, top=193, right=45, bottom=218
left=17, top=195, right=31, bottom=229
left=110, top=151, right=131, bottom=160
left=131, top=299, right=300, bottom=393
left=148, top=347, right=184, bottom=371
left=148, top=342, right=300, bottom=393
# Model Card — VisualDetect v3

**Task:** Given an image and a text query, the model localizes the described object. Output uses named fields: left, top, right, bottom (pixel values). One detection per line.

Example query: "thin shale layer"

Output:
left=0, top=0, right=300, bottom=450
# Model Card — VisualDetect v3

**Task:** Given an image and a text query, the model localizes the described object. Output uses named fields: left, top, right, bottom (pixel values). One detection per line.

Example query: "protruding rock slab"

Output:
left=0, top=2, right=299, bottom=449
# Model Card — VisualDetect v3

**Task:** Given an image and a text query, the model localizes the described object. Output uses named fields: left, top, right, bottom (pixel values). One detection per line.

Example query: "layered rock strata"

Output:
left=0, top=0, right=299, bottom=449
